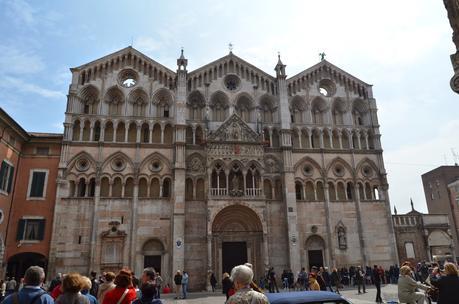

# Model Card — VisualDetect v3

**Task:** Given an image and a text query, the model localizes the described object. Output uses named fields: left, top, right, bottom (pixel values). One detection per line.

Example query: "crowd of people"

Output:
left=2, top=260, right=459, bottom=303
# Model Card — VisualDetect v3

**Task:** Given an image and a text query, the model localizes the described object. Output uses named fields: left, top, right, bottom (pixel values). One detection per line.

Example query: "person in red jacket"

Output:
left=102, top=269, right=137, bottom=304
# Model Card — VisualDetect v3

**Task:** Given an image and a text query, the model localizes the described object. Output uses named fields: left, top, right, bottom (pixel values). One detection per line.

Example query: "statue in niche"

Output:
left=230, top=174, right=243, bottom=196
left=337, top=227, right=347, bottom=249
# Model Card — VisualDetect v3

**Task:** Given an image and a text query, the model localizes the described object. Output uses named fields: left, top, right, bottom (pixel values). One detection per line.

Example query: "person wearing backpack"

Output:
left=1, top=266, right=53, bottom=304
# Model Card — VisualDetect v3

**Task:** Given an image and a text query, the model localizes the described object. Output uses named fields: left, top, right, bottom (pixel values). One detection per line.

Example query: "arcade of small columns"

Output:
left=67, top=117, right=376, bottom=152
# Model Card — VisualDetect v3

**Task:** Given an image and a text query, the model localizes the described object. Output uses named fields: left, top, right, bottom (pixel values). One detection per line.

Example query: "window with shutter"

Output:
left=0, top=161, right=14, bottom=194
left=29, top=171, right=47, bottom=198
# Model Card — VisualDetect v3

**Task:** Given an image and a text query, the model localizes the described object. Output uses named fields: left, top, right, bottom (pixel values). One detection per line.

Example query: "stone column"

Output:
left=354, top=183, right=367, bottom=266
left=129, top=180, right=139, bottom=268
left=149, top=125, right=153, bottom=143
left=89, top=126, right=94, bottom=142
left=319, top=129, right=324, bottom=149
left=89, top=179, right=101, bottom=272
left=136, top=125, right=141, bottom=143
left=124, top=126, right=129, bottom=143
left=113, top=122, right=118, bottom=142
left=323, top=183, right=335, bottom=267
left=329, top=130, right=333, bottom=149
left=79, top=125, right=83, bottom=141
left=338, top=130, right=343, bottom=149
left=297, top=129, right=302, bottom=148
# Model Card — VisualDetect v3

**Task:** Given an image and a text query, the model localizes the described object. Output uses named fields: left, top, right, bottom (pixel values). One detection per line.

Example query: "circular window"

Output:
left=318, top=79, right=336, bottom=97
left=150, top=160, right=162, bottom=172
left=224, top=74, right=241, bottom=91
left=303, top=164, right=313, bottom=176
left=76, top=158, right=90, bottom=172
left=111, top=158, right=126, bottom=172
left=118, top=69, right=138, bottom=88
left=362, top=165, right=373, bottom=177
left=333, top=164, right=345, bottom=177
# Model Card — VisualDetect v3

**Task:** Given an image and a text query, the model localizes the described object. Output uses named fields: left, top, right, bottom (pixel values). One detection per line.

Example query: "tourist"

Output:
left=132, top=276, right=141, bottom=299
left=243, top=263, right=262, bottom=293
left=155, top=272, right=163, bottom=299
left=430, top=262, right=459, bottom=303
left=397, top=265, right=429, bottom=304
left=97, top=272, right=115, bottom=304
left=222, top=272, right=232, bottom=300
left=173, top=270, right=182, bottom=299
left=181, top=271, right=189, bottom=299
left=5, top=278, right=16, bottom=297
left=372, top=265, right=383, bottom=303
left=81, top=276, right=98, bottom=304
left=297, top=267, right=307, bottom=291
left=226, top=265, right=268, bottom=304
left=141, top=268, right=156, bottom=283
left=281, top=269, right=289, bottom=290
left=322, top=267, right=333, bottom=292
left=267, top=267, right=279, bottom=293
left=102, top=269, right=137, bottom=304
left=1, top=266, right=53, bottom=304
left=308, top=273, right=320, bottom=291
left=55, top=273, right=89, bottom=304
left=355, top=266, right=366, bottom=294
left=210, top=272, right=217, bottom=292
left=48, top=274, right=62, bottom=293
left=89, top=271, right=99, bottom=298
left=132, top=282, right=162, bottom=304
left=331, top=268, right=341, bottom=294
left=316, top=268, right=326, bottom=291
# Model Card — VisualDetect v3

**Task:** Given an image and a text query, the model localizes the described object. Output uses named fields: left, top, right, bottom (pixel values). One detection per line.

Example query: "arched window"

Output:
left=352, top=99, right=369, bottom=126
left=291, top=96, right=306, bottom=124
left=162, top=178, right=171, bottom=198
left=152, top=124, right=161, bottom=143
left=77, top=178, right=86, bottom=197
left=272, top=129, right=280, bottom=148
left=127, top=123, right=137, bottom=143
left=358, top=183, right=365, bottom=200
left=88, top=178, right=96, bottom=197
left=346, top=182, right=354, bottom=200
left=328, top=182, right=336, bottom=201
left=305, top=181, right=315, bottom=201
left=104, top=121, right=114, bottom=142
left=311, top=97, right=327, bottom=124
left=365, top=182, right=372, bottom=200
left=187, top=91, right=205, bottom=120
left=337, top=182, right=346, bottom=201
left=195, top=126, right=203, bottom=144
left=295, top=181, right=304, bottom=201
left=141, top=123, right=149, bottom=143
left=100, top=177, right=109, bottom=197
left=116, top=122, right=125, bottom=142
left=163, top=125, right=173, bottom=144
left=153, top=89, right=173, bottom=118
left=316, top=181, right=325, bottom=201
left=210, top=91, right=229, bottom=122
left=124, top=177, right=134, bottom=197
left=72, top=120, right=81, bottom=141
left=332, top=98, right=346, bottom=125
left=129, top=88, right=148, bottom=117
left=93, top=121, right=101, bottom=141
left=68, top=181, right=75, bottom=197
left=139, top=178, right=148, bottom=198
left=373, top=186, right=380, bottom=200
left=185, top=178, right=194, bottom=201
left=235, top=95, right=253, bottom=122
left=260, top=95, right=275, bottom=123
left=275, top=179, right=282, bottom=200
left=196, top=178, right=205, bottom=200
left=82, top=121, right=91, bottom=141
left=112, top=177, right=122, bottom=197
left=105, top=87, right=124, bottom=115
left=80, top=85, right=99, bottom=115
left=150, top=178, right=160, bottom=198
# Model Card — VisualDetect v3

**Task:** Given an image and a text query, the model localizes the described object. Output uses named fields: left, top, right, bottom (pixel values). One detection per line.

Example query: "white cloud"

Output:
left=5, top=0, right=35, bottom=27
left=0, top=45, right=45, bottom=74
left=134, top=36, right=161, bottom=54
left=0, top=76, right=65, bottom=99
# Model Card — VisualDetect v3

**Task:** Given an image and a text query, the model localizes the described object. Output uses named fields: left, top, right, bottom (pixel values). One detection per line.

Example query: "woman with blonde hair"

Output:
left=55, top=273, right=90, bottom=304
left=397, top=265, right=429, bottom=304
left=431, top=262, right=459, bottom=303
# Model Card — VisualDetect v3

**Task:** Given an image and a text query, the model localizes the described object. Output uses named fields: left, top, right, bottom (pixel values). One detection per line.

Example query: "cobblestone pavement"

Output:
left=160, top=284, right=400, bottom=303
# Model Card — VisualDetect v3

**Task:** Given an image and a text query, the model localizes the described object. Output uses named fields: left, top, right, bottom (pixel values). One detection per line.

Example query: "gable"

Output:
left=208, top=113, right=261, bottom=143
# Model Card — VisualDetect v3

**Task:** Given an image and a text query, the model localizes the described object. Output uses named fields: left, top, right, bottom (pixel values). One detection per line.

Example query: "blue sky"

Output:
left=0, top=0, right=457, bottom=213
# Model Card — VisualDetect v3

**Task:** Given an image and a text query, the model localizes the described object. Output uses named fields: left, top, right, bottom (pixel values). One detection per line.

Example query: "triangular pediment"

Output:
left=208, top=114, right=261, bottom=143
left=71, top=46, right=176, bottom=76
left=287, top=60, right=371, bottom=88
left=189, top=52, right=276, bottom=81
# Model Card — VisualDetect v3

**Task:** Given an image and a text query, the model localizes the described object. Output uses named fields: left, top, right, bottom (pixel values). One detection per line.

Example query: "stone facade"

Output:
left=393, top=203, right=455, bottom=264
left=48, top=47, right=398, bottom=290
left=443, top=0, right=459, bottom=93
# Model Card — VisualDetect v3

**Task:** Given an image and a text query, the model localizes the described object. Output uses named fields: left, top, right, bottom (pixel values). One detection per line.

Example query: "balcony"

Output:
left=210, top=188, right=263, bottom=199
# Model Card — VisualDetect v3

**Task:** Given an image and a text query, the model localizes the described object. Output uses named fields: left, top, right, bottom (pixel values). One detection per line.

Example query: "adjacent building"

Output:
left=392, top=201, right=455, bottom=264
left=422, top=166, right=459, bottom=259
left=0, top=108, right=62, bottom=279
left=46, top=46, right=397, bottom=290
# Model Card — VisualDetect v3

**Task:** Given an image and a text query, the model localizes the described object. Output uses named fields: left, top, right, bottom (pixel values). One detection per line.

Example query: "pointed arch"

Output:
left=139, top=152, right=172, bottom=172
left=104, top=86, right=125, bottom=115
left=152, top=88, right=174, bottom=118
left=65, top=151, right=98, bottom=176
left=128, top=87, right=148, bottom=116
left=259, top=94, right=276, bottom=123
left=311, top=96, right=328, bottom=124
left=187, top=90, right=205, bottom=120
left=326, top=157, right=355, bottom=178
left=235, top=92, right=254, bottom=122
left=101, top=151, right=135, bottom=173
left=290, top=95, right=307, bottom=123
left=355, top=157, right=380, bottom=179
left=294, top=156, right=324, bottom=177
left=210, top=90, right=229, bottom=122
left=79, top=84, right=100, bottom=114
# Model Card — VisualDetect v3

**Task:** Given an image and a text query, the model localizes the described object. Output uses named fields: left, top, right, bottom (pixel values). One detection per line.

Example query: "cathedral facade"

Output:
left=48, top=47, right=398, bottom=290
